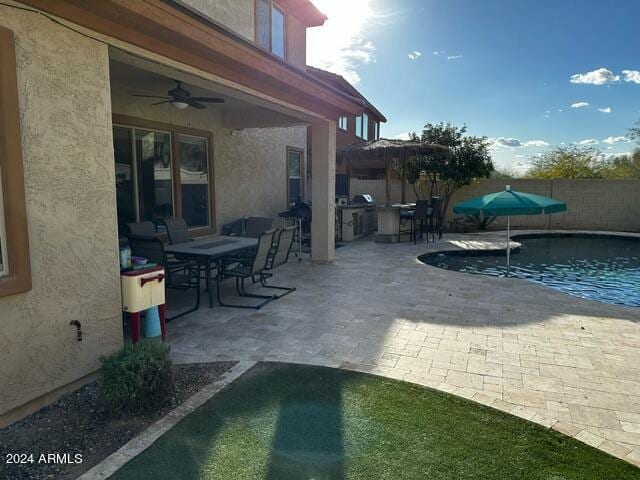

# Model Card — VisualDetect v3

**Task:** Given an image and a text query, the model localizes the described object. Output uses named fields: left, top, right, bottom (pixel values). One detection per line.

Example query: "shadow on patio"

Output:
left=164, top=234, right=640, bottom=466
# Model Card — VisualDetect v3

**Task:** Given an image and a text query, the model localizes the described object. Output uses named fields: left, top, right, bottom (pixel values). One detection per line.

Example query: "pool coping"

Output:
left=419, top=229, right=640, bottom=308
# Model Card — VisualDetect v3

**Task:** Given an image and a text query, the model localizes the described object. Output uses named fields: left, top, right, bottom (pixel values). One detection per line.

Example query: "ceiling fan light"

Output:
left=171, top=100, right=189, bottom=110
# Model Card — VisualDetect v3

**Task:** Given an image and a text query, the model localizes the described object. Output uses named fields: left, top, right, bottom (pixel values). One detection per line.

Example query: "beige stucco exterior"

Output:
left=177, top=0, right=308, bottom=68
left=110, top=81, right=306, bottom=232
left=0, top=6, right=122, bottom=422
left=178, top=0, right=255, bottom=41
left=0, top=1, right=313, bottom=424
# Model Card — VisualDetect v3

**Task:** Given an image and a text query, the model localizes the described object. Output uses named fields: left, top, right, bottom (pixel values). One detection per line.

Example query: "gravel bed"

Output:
left=0, top=362, right=236, bottom=480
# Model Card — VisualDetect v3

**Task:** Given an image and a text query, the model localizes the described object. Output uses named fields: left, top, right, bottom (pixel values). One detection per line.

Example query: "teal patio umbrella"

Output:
left=453, top=185, right=567, bottom=271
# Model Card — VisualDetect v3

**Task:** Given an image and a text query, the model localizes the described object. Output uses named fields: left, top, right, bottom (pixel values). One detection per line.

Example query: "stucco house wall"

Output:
left=350, top=178, right=640, bottom=232
left=0, top=7, right=122, bottom=423
left=110, top=82, right=306, bottom=232
left=0, top=3, right=307, bottom=423
left=177, top=0, right=255, bottom=40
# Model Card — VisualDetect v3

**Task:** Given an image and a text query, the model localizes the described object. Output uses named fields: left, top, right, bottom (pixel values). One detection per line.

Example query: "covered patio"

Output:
left=167, top=233, right=640, bottom=467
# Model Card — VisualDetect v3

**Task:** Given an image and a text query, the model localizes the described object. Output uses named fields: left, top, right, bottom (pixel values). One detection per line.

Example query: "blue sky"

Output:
left=308, top=0, right=640, bottom=173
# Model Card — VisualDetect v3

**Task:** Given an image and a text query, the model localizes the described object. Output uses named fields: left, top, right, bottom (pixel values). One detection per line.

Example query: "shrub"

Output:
left=98, top=341, right=173, bottom=416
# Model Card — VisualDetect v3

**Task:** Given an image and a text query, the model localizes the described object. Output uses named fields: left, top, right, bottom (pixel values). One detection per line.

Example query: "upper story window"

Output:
left=256, top=0, right=286, bottom=59
left=362, top=113, right=369, bottom=141
left=271, top=4, right=285, bottom=59
left=338, top=117, right=348, bottom=131
left=374, top=121, right=380, bottom=140
left=355, top=115, right=362, bottom=139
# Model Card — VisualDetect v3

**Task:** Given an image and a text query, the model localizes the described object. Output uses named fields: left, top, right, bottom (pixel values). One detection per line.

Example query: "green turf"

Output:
left=110, top=363, right=639, bottom=480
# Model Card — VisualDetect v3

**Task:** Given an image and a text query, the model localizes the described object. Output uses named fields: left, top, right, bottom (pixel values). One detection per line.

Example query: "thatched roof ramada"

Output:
left=337, top=138, right=450, bottom=163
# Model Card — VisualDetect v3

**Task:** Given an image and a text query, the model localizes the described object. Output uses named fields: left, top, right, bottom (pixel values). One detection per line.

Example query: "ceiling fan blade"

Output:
left=187, top=101, right=206, bottom=110
left=151, top=100, right=172, bottom=106
left=189, top=97, right=225, bottom=103
left=133, top=94, right=172, bottom=99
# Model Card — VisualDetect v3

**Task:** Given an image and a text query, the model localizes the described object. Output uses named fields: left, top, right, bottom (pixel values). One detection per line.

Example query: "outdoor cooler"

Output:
left=120, top=265, right=166, bottom=343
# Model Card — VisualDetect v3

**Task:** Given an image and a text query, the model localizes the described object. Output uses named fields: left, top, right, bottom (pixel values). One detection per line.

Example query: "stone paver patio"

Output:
left=168, top=231, right=640, bottom=466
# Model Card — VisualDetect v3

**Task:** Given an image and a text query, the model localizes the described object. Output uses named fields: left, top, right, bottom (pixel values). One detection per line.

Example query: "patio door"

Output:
left=113, top=118, right=214, bottom=237
left=113, top=125, right=173, bottom=234
left=287, top=147, right=304, bottom=205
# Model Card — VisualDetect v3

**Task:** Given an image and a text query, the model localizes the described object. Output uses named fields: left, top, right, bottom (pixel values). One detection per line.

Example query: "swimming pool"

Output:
left=419, top=234, right=640, bottom=307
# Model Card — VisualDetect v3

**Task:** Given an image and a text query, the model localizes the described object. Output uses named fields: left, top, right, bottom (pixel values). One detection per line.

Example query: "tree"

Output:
left=401, top=123, right=493, bottom=220
left=526, top=146, right=605, bottom=179
left=629, top=120, right=640, bottom=143
left=601, top=151, right=640, bottom=179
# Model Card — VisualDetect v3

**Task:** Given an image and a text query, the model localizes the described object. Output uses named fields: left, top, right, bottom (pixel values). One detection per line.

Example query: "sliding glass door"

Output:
left=113, top=121, right=212, bottom=236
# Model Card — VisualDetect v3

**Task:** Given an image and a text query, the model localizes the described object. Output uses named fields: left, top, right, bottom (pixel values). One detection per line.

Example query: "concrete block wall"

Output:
left=351, top=178, right=640, bottom=232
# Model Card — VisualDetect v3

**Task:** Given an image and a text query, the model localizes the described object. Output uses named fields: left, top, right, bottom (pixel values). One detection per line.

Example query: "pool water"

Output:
left=419, top=235, right=640, bottom=307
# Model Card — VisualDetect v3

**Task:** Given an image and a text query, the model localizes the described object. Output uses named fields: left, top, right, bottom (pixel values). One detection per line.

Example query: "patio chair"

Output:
left=216, top=228, right=277, bottom=309
left=162, top=218, right=191, bottom=244
left=126, top=221, right=157, bottom=237
left=162, top=217, right=216, bottom=282
left=258, top=225, right=297, bottom=298
left=222, top=218, right=245, bottom=236
left=398, top=208, right=415, bottom=242
left=245, top=217, right=273, bottom=238
left=414, top=200, right=435, bottom=243
left=128, top=235, right=200, bottom=321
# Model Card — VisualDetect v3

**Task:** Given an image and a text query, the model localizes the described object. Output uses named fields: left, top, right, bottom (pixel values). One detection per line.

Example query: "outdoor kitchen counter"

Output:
left=375, top=204, right=415, bottom=243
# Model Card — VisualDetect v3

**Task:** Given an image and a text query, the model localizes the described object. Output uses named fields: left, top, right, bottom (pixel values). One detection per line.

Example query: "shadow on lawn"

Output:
left=266, top=372, right=345, bottom=479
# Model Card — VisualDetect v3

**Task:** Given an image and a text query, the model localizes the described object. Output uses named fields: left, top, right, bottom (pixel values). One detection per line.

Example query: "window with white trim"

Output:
left=338, top=116, right=348, bottom=131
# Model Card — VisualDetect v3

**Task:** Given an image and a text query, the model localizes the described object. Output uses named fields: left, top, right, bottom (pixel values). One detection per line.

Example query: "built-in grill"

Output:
left=336, top=194, right=376, bottom=242
left=350, top=193, right=374, bottom=205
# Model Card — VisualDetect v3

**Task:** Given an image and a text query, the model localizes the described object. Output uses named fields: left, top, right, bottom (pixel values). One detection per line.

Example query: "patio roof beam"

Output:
left=221, top=108, right=308, bottom=130
left=19, top=0, right=365, bottom=120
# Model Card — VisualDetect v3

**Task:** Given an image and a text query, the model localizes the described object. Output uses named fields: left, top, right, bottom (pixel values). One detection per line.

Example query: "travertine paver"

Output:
left=168, top=230, right=640, bottom=467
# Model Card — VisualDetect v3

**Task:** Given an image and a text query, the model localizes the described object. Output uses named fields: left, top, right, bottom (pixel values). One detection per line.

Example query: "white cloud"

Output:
left=490, top=137, right=550, bottom=151
left=558, top=108, right=563, bottom=112
left=493, top=137, right=522, bottom=148
left=598, top=107, right=612, bottom=113
left=523, top=140, right=550, bottom=147
left=408, top=50, right=422, bottom=60
left=622, top=70, right=640, bottom=84
left=576, top=139, right=599, bottom=145
left=569, top=68, right=620, bottom=85
left=602, top=136, right=631, bottom=144
left=571, top=102, right=589, bottom=109
left=392, top=132, right=412, bottom=140
left=447, top=54, right=463, bottom=60
left=307, top=0, right=380, bottom=84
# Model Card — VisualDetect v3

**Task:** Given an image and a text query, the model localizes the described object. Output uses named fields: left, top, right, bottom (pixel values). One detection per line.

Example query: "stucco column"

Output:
left=311, top=119, right=336, bottom=263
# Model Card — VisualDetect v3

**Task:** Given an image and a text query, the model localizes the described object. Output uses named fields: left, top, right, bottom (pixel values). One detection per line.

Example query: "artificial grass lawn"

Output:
left=111, top=363, right=639, bottom=480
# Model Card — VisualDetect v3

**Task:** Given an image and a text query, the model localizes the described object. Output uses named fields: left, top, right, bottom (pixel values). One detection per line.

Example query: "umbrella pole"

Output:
left=506, top=215, right=511, bottom=275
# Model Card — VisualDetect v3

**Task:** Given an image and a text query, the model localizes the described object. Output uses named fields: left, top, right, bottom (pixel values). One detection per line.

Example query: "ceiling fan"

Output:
left=133, top=80, right=225, bottom=110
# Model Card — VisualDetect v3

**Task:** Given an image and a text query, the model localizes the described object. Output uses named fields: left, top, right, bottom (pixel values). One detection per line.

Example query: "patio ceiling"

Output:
left=110, top=50, right=313, bottom=130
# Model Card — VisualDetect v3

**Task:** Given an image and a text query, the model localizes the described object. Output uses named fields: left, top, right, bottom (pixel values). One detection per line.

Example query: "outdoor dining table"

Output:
left=165, top=235, right=258, bottom=308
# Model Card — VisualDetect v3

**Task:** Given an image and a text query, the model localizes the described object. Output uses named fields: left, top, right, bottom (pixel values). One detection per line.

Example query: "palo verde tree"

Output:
left=526, top=146, right=605, bottom=179
left=401, top=123, right=493, bottom=219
